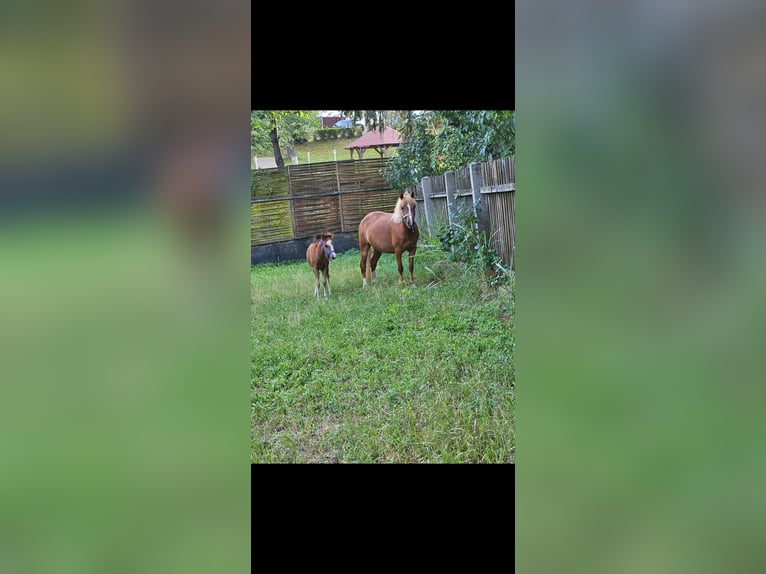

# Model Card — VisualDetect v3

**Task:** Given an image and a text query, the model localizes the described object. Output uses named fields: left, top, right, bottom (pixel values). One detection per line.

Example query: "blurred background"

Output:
left=0, top=0, right=250, bottom=572
left=516, top=1, right=766, bottom=572
left=6, top=0, right=766, bottom=570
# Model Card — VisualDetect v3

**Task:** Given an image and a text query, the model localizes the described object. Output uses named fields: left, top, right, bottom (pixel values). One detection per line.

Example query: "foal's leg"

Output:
left=312, top=266, right=321, bottom=299
left=408, top=247, right=417, bottom=284
left=369, top=249, right=382, bottom=285
left=323, top=266, right=331, bottom=298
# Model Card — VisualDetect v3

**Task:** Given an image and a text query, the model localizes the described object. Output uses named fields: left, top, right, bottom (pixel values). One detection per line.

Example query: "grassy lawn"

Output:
left=251, top=243, right=515, bottom=463
left=253, top=136, right=398, bottom=165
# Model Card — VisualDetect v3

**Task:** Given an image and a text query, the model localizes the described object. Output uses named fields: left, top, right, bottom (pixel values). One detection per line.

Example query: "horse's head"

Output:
left=398, top=191, right=417, bottom=231
left=318, top=232, right=336, bottom=260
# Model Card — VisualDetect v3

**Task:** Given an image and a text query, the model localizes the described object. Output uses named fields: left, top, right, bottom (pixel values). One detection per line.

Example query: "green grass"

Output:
left=251, top=242, right=515, bottom=463
left=253, top=136, right=398, bottom=165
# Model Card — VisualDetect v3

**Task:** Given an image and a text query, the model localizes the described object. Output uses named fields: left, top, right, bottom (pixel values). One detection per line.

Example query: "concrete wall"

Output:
left=251, top=232, right=359, bottom=266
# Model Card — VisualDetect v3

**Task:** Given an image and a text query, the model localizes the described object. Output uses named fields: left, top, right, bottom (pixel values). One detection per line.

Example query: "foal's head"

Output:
left=317, top=232, right=336, bottom=260
left=397, top=191, right=417, bottom=231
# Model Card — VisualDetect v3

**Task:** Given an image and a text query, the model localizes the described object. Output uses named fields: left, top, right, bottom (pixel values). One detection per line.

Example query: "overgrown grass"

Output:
left=251, top=243, right=515, bottom=463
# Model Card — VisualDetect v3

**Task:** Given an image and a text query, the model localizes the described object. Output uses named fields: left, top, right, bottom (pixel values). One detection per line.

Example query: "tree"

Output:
left=382, top=110, right=515, bottom=189
left=342, top=110, right=381, bottom=133
left=381, top=113, right=438, bottom=190
left=250, top=111, right=271, bottom=153
left=434, top=110, right=515, bottom=170
left=250, top=111, right=315, bottom=168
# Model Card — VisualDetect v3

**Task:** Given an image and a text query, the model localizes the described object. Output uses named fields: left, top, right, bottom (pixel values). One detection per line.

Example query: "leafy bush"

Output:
left=436, top=198, right=511, bottom=288
left=382, top=110, right=515, bottom=190
left=312, top=127, right=362, bottom=141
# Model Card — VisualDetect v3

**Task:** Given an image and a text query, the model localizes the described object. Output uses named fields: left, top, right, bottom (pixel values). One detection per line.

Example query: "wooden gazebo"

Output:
left=344, top=126, right=401, bottom=159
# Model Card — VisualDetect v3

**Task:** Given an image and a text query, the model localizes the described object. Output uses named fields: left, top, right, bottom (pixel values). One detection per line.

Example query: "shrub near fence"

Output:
left=251, top=156, right=515, bottom=267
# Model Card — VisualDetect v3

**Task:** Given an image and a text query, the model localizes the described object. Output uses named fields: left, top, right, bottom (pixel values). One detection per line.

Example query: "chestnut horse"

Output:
left=306, top=232, right=336, bottom=299
left=358, top=191, right=419, bottom=287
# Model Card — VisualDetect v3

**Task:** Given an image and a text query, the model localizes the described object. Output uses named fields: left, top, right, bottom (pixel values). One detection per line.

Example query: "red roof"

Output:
left=344, top=127, right=402, bottom=150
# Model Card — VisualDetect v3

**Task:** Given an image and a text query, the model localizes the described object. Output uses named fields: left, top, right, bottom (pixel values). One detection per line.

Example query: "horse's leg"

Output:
left=395, top=248, right=404, bottom=285
left=313, top=266, right=320, bottom=299
left=323, top=265, right=330, bottom=298
left=369, top=249, right=382, bottom=285
left=408, top=247, right=417, bottom=284
left=360, top=241, right=369, bottom=288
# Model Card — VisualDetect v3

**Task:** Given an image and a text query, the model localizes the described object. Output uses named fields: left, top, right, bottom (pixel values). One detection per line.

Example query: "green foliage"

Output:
left=434, top=110, right=515, bottom=171
left=312, top=127, right=362, bottom=141
left=340, top=110, right=416, bottom=133
left=437, top=199, right=512, bottom=288
left=281, top=112, right=320, bottom=145
left=342, top=110, right=383, bottom=133
left=381, top=113, right=436, bottom=189
left=250, top=111, right=272, bottom=153
left=382, top=110, right=515, bottom=189
left=250, top=110, right=316, bottom=155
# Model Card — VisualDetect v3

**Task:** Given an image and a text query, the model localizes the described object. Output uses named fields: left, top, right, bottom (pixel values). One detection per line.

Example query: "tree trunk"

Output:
left=270, top=119, right=284, bottom=168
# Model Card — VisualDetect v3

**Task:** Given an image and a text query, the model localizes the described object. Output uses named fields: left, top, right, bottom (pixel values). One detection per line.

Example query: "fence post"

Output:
left=469, top=161, right=489, bottom=233
left=336, top=162, right=346, bottom=232
left=286, top=164, right=297, bottom=239
left=421, top=176, right=434, bottom=235
left=444, top=170, right=456, bottom=225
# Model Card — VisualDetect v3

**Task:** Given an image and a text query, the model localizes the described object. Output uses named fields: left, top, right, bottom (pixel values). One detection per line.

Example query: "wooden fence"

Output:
left=404, top=156, right=515, bottom=268
left=251, top=158, right=400, bottom=245
left=251, top=156, right=515, bottom=267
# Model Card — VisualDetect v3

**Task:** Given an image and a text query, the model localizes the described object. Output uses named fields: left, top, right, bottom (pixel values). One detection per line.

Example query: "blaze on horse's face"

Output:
left=400, top=192, right=416, bottom=231
left=319, top=233, right=336, bottom=259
